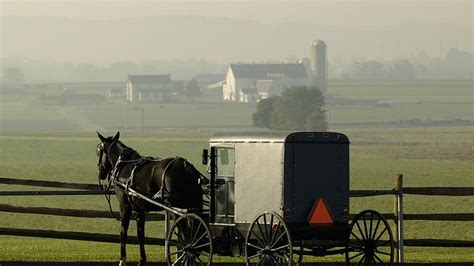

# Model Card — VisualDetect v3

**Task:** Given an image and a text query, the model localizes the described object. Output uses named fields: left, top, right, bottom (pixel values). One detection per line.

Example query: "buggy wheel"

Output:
left=245, top=211, right=293, bottom=265
left=166, top=213, right=212, bottom=266
left=346, top=210, right=394, bottom=265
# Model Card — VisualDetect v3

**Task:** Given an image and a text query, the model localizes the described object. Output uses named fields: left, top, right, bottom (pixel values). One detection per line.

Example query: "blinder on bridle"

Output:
left=96, top=141, right=115, bottom=180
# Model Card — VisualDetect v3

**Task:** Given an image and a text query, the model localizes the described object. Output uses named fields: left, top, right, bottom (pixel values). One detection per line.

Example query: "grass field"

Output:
left=0, top=127, right=472, bottom=263
left=0, top=81, right=472, bottom=263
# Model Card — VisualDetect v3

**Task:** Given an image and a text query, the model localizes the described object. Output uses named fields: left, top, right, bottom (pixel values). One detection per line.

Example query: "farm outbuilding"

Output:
left=126, top=74, right=172, bottom=102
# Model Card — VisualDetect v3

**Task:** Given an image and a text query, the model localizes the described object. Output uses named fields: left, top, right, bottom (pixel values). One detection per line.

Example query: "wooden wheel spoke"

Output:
left=168, top=240, right=185, bottom=249
left=371, top=218, right=382, bottom=240
left=375, top=239, right=391, bottom=248
left=191, top=223, right=203, bottom=245
left=256, top=219, right=267, bottom=244
left=368, top=212, right=374, bottom=240
left=271, top=244, right=289, bottom=252
left=374, top=227, right=387, bottom=243
left=176, top=222, right=189, bottom=243
left=269, top=214, right=274, bottom=241
left=263, top=214, right=269, bottom=243
left=357, top=254, right=366, bottom=266
left=351, top=230, right=365, bottom=245
left=173, top=229, right=187, bottom=244
left=269, top=232, right=286, bottom=249
left=348, top=251, right=365, bottom=260
left=192, top=231, right=208, bottom=247
left=169, top=248, right=185, bottom=256
left=194, top=253, right=204, bottom=264
left=374, top=249, right=391, bottom=256
left=273, top=252, right=290, bottom=262
left=192, top=242, right=210, bottom=250
left=248, top=242, right=264, bottom=250
left=355, top=221, right=367, bottom=241
left=250, top=231, right=266, bottom=248
left=373, top=253, right=386, bottom=264
left=188, top=217, right=195, bottom=244
left=269, top=221, right=281, bottom=244
left=172, top=253, right=186, bottom=265
left=247, top=251, right=263, bottom=260
left=363, top=215, right=369, bottom=241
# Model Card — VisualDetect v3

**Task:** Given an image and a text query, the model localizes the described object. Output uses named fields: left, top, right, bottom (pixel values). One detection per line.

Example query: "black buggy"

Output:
left=163, top=132, right=395, bottom=265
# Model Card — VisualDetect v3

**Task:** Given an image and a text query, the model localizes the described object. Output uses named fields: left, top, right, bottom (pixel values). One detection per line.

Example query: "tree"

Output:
left=253, top=86, right=328, bottom=131
left=349, top=61, right=386, bottom=79
left=387, top=59, right=416, bottom=80
left=1, top=67, right=24, bottom=85
left=252, top=97, right=277, bottom=128
left=185, top=77, right=201, bottom=99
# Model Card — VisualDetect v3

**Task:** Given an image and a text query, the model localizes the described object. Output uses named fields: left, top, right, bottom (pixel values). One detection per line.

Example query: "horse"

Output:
left=96, top=131, right=204, bottom=266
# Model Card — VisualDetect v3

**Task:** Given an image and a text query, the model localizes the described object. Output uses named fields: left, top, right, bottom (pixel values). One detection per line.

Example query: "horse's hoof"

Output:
left=119, top=259, right=126, bottom=266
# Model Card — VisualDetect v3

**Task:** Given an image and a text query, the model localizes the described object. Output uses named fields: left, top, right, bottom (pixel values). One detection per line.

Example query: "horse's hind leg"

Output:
left=120, top=207, right=132, bottom=266
left=137, top=211, right=147, bottom=266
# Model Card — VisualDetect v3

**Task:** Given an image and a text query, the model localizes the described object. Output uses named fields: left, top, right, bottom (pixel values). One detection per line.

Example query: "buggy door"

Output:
left=214, top=147, right=235, bottom=224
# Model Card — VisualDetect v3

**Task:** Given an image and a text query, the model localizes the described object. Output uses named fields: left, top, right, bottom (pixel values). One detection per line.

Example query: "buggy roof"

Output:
left=209, top=131, right=349, bottom=144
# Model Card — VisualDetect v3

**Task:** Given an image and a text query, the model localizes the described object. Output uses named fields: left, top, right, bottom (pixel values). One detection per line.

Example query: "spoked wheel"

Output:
left=346, top=210, right=394, bottom=265
left=166, top=213, right=213, bottom=266
left=245, top=211, right=293, bottom=265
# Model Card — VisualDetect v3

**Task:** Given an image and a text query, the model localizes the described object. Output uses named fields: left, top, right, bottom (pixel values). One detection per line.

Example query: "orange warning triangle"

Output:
left=308, top=198, right=334, bottom=225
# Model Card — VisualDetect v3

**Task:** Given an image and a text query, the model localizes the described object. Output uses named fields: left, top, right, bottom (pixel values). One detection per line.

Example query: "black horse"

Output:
left=96, top=132, right=203, bottom=266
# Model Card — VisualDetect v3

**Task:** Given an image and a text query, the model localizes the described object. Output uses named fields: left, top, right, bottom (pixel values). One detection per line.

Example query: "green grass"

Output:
left=0, top=128, right=472, bottom=263
left=0, top=82, right=472, bottom=262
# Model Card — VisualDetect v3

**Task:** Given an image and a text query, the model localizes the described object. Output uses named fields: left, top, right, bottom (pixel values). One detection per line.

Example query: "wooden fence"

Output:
left=0, top=175, right=473, bottom=263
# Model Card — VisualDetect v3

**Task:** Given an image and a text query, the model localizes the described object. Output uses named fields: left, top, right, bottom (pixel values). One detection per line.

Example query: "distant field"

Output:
left=0, top=128, right=472, bottom=262
left=1, top=81, right=472, bottom=131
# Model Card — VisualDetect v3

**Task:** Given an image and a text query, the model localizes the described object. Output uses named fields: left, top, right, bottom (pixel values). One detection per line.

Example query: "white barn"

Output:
left=222, top=63, right=309, bottom=102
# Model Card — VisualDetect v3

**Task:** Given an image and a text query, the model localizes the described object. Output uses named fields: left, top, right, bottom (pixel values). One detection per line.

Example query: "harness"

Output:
left=154, top=157, right=180, bottom=200
left=98, top=141, right=209, bottom=220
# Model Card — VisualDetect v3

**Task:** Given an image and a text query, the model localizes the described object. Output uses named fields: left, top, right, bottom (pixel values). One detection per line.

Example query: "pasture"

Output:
left=0, top=127, right=472, bottom=263
left=0, top=81, right=472, bottom=262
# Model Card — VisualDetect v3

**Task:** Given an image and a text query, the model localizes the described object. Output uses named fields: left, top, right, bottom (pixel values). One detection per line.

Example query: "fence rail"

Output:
left=0, top=177, right=100, bottom=191
left=402, top=187, right=474, bottom=196
left=0, top=203, right=164, bottom=221
left=1, top=176, right=473, bottom=263
left=0, top=227, right=164, bottom=245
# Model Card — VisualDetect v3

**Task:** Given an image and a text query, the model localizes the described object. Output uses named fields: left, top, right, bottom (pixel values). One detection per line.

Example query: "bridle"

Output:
left=96, top=140, right=122, bottom=221
left=97, top=140, right=121, bottom=180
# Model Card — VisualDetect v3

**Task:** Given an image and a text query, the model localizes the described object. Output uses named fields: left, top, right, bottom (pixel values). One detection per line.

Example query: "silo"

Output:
left=310, top=40, right=328, bottom=96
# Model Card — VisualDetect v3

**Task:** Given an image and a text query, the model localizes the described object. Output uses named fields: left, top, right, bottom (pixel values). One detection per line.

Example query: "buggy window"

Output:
left=217, top=148, right=235, bottom=177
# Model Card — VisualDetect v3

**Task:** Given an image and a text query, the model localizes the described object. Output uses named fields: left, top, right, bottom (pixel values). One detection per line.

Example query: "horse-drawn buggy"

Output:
left=96, top=131, right=394, bottom=265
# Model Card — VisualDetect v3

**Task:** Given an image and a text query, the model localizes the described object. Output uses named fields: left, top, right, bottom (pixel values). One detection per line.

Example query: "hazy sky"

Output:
left=1, top=1, right=472, bottom=64
left=1, top=1, right=472, bottom=26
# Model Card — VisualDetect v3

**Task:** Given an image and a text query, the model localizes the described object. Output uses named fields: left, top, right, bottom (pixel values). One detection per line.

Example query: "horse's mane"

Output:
left=116, top=140, right=141, bottom=158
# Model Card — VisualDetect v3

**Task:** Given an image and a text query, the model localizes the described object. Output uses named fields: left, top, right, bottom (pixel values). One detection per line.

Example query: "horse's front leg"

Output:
left=137, top=211, right=147, bottom=266
left=120, top=207, right=132, bottom=266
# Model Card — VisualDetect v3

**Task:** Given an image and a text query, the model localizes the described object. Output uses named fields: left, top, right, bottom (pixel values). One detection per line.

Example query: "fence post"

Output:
left=394, top=174, right=404, bottom=263
left=164, top=210, right=170, bottom=259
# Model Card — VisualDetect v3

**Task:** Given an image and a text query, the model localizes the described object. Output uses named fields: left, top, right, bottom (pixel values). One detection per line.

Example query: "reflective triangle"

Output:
left=308, top=198, right=334, bottom=225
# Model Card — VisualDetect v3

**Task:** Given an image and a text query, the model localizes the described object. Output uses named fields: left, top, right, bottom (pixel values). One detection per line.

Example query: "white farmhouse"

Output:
left=223, top=63, right=309, bottom=102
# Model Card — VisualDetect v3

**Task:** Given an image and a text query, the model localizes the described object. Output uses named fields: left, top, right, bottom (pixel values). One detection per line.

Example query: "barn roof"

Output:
left=194, top=73, right=225, bottom=84
left=128, top=74, right=171, bottom=84
left=229, top=63, right=308, bottom=79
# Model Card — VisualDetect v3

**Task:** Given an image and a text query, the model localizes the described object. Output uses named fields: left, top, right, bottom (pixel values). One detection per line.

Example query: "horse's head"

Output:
left=96, top=131, right=120, bottom=180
